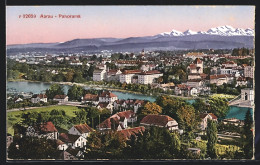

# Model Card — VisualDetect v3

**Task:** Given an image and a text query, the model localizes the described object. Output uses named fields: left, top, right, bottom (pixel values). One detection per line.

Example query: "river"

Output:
left=7, top=81, right=253, bottom=119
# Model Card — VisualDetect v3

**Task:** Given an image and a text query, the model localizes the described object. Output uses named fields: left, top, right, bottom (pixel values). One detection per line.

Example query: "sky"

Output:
left=6, top=6, right=255, bottom=45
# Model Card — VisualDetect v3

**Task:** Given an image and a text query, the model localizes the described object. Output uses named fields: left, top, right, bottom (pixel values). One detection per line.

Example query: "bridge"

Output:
left=228, top=94, right=253, bottom=108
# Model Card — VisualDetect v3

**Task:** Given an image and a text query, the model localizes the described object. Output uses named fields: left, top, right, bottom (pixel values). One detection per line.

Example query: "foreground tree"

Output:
left=206, top=119, right=218, bottom=159
left=208, top=97, right=229, bottom=119
left=140, top=102, right=162, bottom=115
left=67, top=84, right=84, bottom=101
left=241, top=109, right=253, bottom=159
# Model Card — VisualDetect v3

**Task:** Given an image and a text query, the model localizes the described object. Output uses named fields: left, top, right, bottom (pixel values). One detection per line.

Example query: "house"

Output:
left=96, top=117, right=124, bottom=132
left=53, top=95, right=68, bottom=103
left=97, top=110, right=137, bottom=132
left=186, top=79, right=204, bottom=88
left=175, top=84, right=193, bottom=96
left=59, top=133, right=87, bottom=149
left=199, top=113, right=218, bottom=130
left=140, top=114, right=178, bottom=131
left=209, top=74, right=228, bottom=86
left=133, top=100, right=145, bottom=113
left=82, top=94, right=99, bottom=105
left=68, top=123, right=93, bottom=139
left=137, top=70, right=163, bottom=84
left=14, top=97, right=23, bottom=103
left=99, top=91, right=118, bottom=103
left=188, top=73, right=207, bottom=80
left=117, top=126, right=145, bottom=140
left=106, top=69, right=122, bottom=81
left=97, top=102, right=114, bottom=113
left=26, top=121, right=59, bottom=139
left=236, top=76, right=248, bottom=87
left=59, top=150, right=78, bottom=160
left=57, top=139, right=69, bottom=151
left=31, top=94, right=47, bottom=103
left=158, top=83, right=175, bottom=91
left=187, top=58, right=203, bottom=74
left=93, top=69, right=106, bottom=81
left=190, top=87, right=198, bottom=96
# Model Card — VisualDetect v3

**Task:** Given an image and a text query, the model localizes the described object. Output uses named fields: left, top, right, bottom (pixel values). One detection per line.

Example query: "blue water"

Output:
left=7, top=81, right=252, bottom=119
left=225, top=106, right=253, bottom=120
left=7, top=81, right=156, bottom=102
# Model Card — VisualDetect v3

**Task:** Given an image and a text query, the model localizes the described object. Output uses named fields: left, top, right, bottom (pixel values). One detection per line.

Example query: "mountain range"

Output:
left=7, top=25, right=254, bottom=54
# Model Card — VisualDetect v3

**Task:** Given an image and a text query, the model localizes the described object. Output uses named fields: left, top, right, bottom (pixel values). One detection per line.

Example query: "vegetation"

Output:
left=241, top=109, right=253, bottom=159
left=206, top=120, right=218, bottom=159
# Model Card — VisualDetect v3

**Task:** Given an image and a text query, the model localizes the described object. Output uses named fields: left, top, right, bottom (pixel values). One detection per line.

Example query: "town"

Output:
left=6, top=48, right=254, bottom=160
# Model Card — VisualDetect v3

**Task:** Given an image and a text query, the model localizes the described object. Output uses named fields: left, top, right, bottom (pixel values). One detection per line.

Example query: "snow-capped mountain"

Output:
left=157, top=25, right=254, bottom=37
left=183, top=30, right=198, bottom=35
left=158, top=29, right=184, bottom=37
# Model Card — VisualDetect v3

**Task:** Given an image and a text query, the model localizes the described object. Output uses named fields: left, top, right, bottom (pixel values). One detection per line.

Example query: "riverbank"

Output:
left=8, top=79, right=193, bottom=100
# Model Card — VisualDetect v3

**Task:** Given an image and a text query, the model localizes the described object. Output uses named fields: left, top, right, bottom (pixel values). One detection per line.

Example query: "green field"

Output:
left=210, top=94, right=237, bottom=99
left=7, top=105, right=82, bottom=135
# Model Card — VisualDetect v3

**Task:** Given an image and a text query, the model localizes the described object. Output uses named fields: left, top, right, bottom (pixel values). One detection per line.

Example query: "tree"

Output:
left=206, top=119, right=218, bottom=159
left=73, top=109, right=88, bottom=124
left=45, top=84, right=65, bottom=99
left=242, top=109, right=253, bottom=159
left=208, top=97, right=229, bottom=119
left=141, top=102, right=162, bottom=115
left=192, top=98, right=208, bottom=114
left=67, top=84, right=84, bottom=101
left=65, top=70, right=74, bottom=82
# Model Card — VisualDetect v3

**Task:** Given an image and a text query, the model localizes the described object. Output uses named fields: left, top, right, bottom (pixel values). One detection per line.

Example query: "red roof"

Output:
left=113, top=110, right=134, bottom=119
left=188, top=64, right=197, bottom=69
left=122, top=70, right=142, bottom=75
left=38, top=121, right=58, bottom=133
left=118, top=126, right=145, bottom=140
left=97, top=102, right=110, bottom=108
left=73, top=124, right=93, bottom=134
left=99, top=91, right=117, bottom=98
left=54, top=95, right=67, bottom=99
left=59, top=133, right=80, bottom=143
left=200, top=113, right=218, bottom=120
left=139, top=70, right=162, bottom=75
left=140, top=115, right=175, bottom=127
left=38, top=94, right=47, bottom=99
left=83, top=94, right=98, bottom=101
left=210, top=74, right=227, bottom=79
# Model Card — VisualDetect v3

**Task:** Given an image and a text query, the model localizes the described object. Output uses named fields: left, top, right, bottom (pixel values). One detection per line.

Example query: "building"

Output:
left=59, top=133, right=87, bottom=149
left=93, top=69, right=106, bottom=81
left=222, top=61, right=237, bottom=68
left=117, top=126, right=145, bottom=140
left=31, top=94, right=47, bottom=103
left=99, top=91, right=118, bottom=103
left=68, top=123, right=93, bottom=139
left=140, top=114, right=178, bottom=131
left=241, top=88, right=254, bottom=102
left=244, top=66, right=254, bottom=78
left=119, top=70, right=142, bottom=84
left=106, top=69, right=122, bottom=81
left=199, top=113, right=218, bottom=130
left=137, top=70, right=163, bottom=84
left=186, top=79, right=204, bottom=88
left=81, top=94, right=99, bottom=105
left=53, top=95, right=69, bottom=103
left=97, top=102, right=114, bottom=113
left=26, top=121, right=59, bottom=140
left=97, top=110, right=136, bottom=132
left=187, top=58, right=203, bottom=74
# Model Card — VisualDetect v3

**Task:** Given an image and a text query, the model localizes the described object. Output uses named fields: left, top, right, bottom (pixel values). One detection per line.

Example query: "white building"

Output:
left=119, top=70, right=142, bottom=84
left=137, top=70, right=163, bottom=84
left=93, top=69, right=106, bottom=81
left=106, top=69, right=122, bottom=81
left=98, top=91, right=118, bottom=103
left=31, top=94, right=48, bottom=103
left=244, top=66, right=254, bottom=78
left=241, top=88, right=254, bottom=102
left=68, top=123, right=93, bottom=139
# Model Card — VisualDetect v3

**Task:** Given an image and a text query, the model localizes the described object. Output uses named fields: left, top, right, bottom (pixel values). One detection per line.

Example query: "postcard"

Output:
left=6, top=5, right=255, bottom=160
